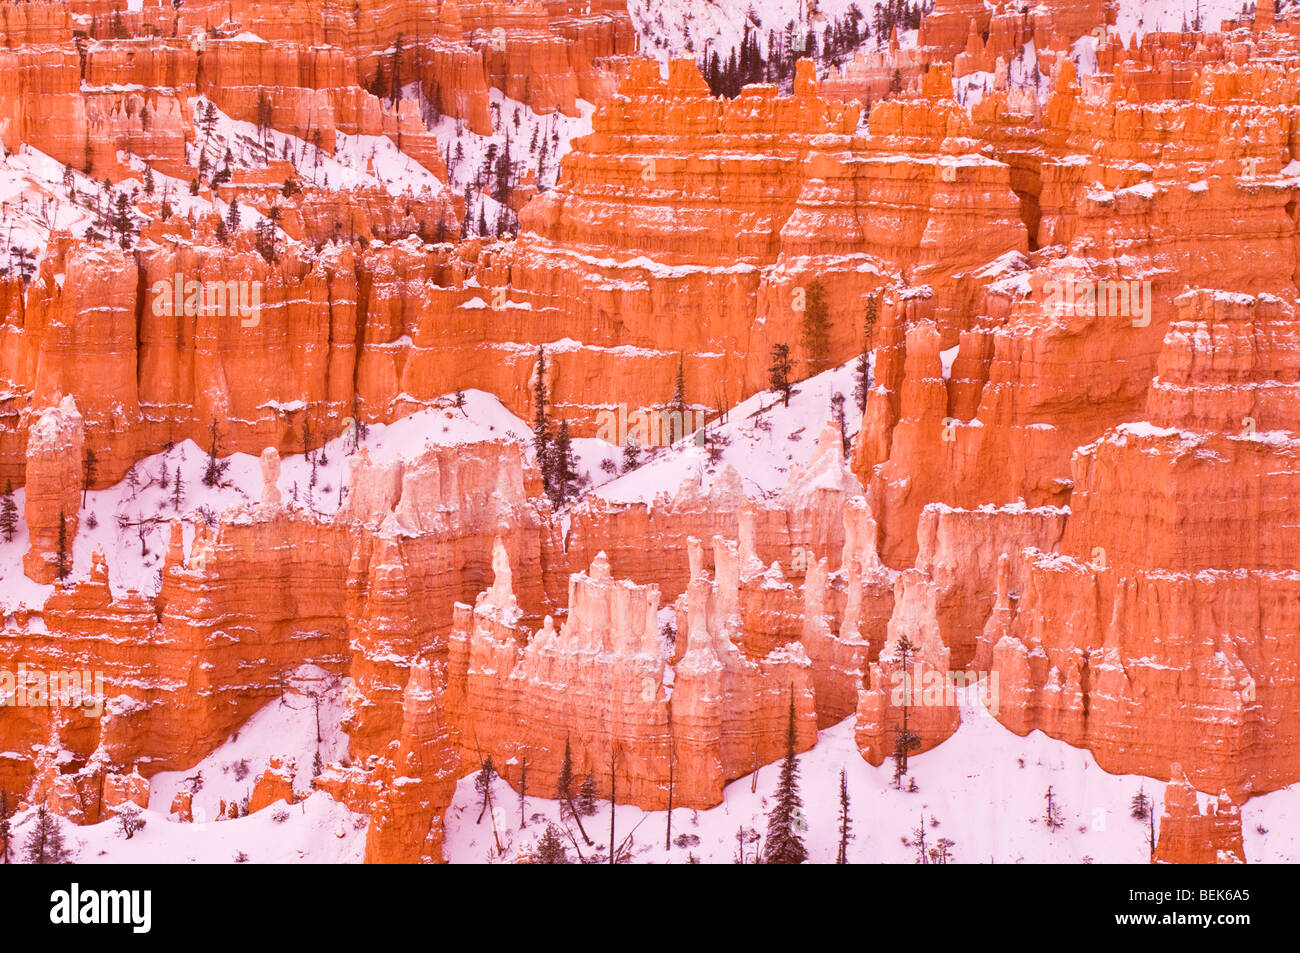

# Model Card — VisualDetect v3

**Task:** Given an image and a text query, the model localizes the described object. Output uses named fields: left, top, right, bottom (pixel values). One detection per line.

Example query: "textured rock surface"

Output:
left=5, top=0, right=1300, bottom=866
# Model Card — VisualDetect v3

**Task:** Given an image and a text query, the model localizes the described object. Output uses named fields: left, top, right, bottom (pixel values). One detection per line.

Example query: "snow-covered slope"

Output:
left=595, top=356, right=866, bottom=504
left=0, top=390, right=548, bottom=609
left=445, top=687, right=1300, bottom=864
left=630, top=0, right=905, bottom=62
left=4, top=664, right=366, bottom=864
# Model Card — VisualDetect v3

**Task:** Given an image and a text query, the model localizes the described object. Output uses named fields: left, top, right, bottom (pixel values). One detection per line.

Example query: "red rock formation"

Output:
left=448, top=536, right=818, bottom=811
left=1154, top=768, right=1246, bottom=864
left=248, top=756, right=297, bottom=812
left=23, top=395, right=84, bottom=583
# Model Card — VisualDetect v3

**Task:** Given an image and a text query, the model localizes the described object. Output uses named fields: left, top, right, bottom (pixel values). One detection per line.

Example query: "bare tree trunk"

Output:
left=608, top=747, right=617, bottom=865
left=665, top=744, right=674, bottom=850
left=518, top=756, right=528, bottom=829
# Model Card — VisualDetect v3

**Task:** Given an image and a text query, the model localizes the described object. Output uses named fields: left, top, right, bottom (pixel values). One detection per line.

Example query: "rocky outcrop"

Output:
left=23, top=395, right=84, bottom=584
left=448, top=537, right=819, bottom=811
left=1154, top=768, right=1246, bottom=864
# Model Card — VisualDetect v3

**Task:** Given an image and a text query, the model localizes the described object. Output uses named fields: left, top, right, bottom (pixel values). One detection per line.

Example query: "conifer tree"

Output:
left=389, top=33, right=404, bottom=106
left=226, top=197, right=241, bottom=231
left=1044, top=786, right=1064, bottom=831
left=536, top=823, right=569, bottom=864
left=836, top=767, right=853, bottom=864
left=202, top=421, right=228, bottom=487
left=475, top=756, right=497, bottom=824
left=556, top=736, right=574, bottom=803
left=551, top=421, right=577, bottom=505
left=83, top=448, right=97, bottom=505
left=763, top=692, right=807, bottom=864
left=670, top=353, right=687, bottom=421
left=532, top=345, right=554, bottom=497
left=0, top=788, right=11, bottom=863
left=23, top=806, right=71, bottom=864
left=56, top=512, right=70, bottom=581
left=891, top=634, right=921, bottom=786
left=0, top=481, right=17, bottom=543
left=799, top=278, right=832, bottom=373
left=1130, top=787, right=1151, bottom=820
left=578, top=771, right=597, bottom=816
left=831, top=393, right=848, bottom=458
left=854, top=295, right=877, bottom=412
left=171, top=466, right=184, bottom=511
left=912, top=813, right=929, bottom=864
left=621, top=434, right=641, bottom=472
left=769, top=343, right=793, bottom=406
left=555, top=736, right=591, bottom=844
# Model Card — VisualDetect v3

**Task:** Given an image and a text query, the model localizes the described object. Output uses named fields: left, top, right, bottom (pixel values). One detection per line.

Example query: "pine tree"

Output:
left=143, top=166, right=154, bottom=195
left=556, top=735, right=574, bottom=811
left=389, top=32, right=404, bottom=106
left=670, top=353, right=687, bottom=420
left=891, top=634, right=921, bottom=786
left=1044, top=786, right=1064, bottom=831
left=836, top=767, right=853, bottom=864
left=799, top=278, right=832, bottom=373
left=0, top=481, right=17, bottom=543
left=536, top=823, right=569, bottom=864
left=532, top=345, right=554, bottom=497
left=763, top=692, right=807, bottom=864
left=621, top=434, right=641, bottom=472
left=831, top=393, right=848, bottom=458
left=854, top=295, right=877, bottom=412
left=23, top=806, right=71, bottom=864
left=1131, top=787, right=1151, bottom=820
left=578, top=771, right=597, bottom=816
left=56, top=512, right=70, bottom=581
left=368, top=62, right=387, bottom=99
left=769, top=343, right=792, bottom=406
left=83, top=447, right=97, bottom=505
left=226, top=197, right=241, bottom=232
left=912, top=813, right=929, bottom=864
left=475, top=756, right=497, bottom=824
left=0, top=788, right=11, bottom=863
left=202, top=421, right=228, bottom=487
left=551, top=421, right=577, bottom=505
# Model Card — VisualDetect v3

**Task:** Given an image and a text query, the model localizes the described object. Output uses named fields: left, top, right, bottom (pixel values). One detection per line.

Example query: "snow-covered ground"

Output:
left=6, top=648, right=1297, bottom=863
left=630, top=0, right=906, bottom=63
left=428, top=87, right=595, bottom=201
left=147, top=665, right=349, bottom=825
left=5, top=664, right=366, bottom=863
left=595, top=356, right=866, bottom=504
left=0, top=388, right=630, bottom=610
left=445, top=687, right=1300, bottom=864
left=1114, top=0, right=1249, bottom=37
